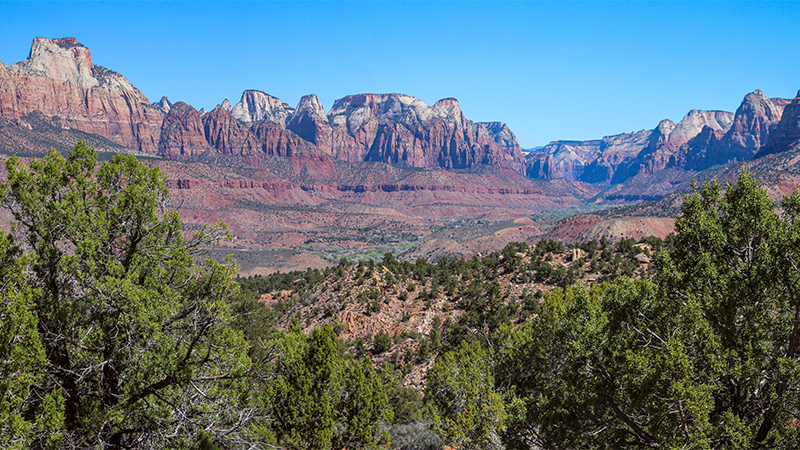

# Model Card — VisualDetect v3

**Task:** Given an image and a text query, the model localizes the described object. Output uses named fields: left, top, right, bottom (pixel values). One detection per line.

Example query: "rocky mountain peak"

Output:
left=480, top=122, right=519, bottom=154
left=655, top=119, right=677, bottom=139
left=159, top=101, right=208, bottom=157
left=220, top=99, right=232, bottom=112
left=286, top=94, right=331, bottom=146
left=667, top=109, right=734, bottom=147
left=19, top=37, right=96, bottom=88
left=433, top=97, right=464, bottom=123
left=329, top=93, right=435, bottom=133
left=0, top=37, right=163, bottom=152
left=710, top=89, right=783, bottom=162
left=760, top=90, right=800, bottom=156
left=738, top=89, right=782, bottom=121
left=230, top=90, right=293, bottom=126
left=153, top=96, right=172, bottom=114
left=293, top=94, right=328, bottom=123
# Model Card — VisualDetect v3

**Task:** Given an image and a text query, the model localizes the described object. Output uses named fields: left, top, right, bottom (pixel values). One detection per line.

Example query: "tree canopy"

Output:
left=0, top=143, right=252, bottom=448
left=494, top=172, right=800, bottom=449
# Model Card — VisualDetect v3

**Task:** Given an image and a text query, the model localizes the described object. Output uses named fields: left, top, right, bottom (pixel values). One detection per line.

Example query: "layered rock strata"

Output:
left=759, top=91, right=800, bottom=156
left=1, top=38, right=524, bottom=175
left=525, top=91, right=790, bottom=185
left=0, top=37, right=164, bottom=152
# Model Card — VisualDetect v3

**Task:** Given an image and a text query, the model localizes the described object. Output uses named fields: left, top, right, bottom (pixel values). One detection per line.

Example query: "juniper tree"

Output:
left=0, top=142, right=254, bottom=448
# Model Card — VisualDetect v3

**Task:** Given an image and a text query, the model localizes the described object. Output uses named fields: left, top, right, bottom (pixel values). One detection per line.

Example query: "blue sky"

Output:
left=1, top=1, right=797, bottom=148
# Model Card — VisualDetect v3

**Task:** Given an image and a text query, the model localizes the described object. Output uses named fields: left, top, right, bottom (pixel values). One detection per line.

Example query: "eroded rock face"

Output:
left=158, top=102, right=209, bottom=157
left=286, top=94, right=331, bottom=149
left=250, top=119, right=317, bottom=158
left=587, top=130, right=654, bottom=184
left=524, top=152, right=558, bottom=179
left=635, top=119, right=678, bottom=175
left=526, top=106, right=746, bottom=183
left=202, top=106, right=259, bottom=155
left=0, top=37, right=164, bottom=152
left=761, top=90, right=800, bottom=156
left=152, top=96, right=172, bottom=115
left=667, top=110, right=734, bottom=147
left=280, top=93, right=527, bottom=172
left=0, top=38, right=527, bottom=174
left=230, top=90, right=294, bottom=126
left=684, top=90, right=783, bottom=167
left=725, top=90, right=782, bottom=151
left=671, top=125, right=726, bottom=170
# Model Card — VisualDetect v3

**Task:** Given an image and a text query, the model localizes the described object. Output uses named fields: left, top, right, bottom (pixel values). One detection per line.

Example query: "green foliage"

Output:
left=238, top=268, right=326, bottom=300
left=0, top=231, right=51, bottom=448
left=270, top=320, right=343, bottom=448
left=657, top=172, right=800, bottom=445
left=534, top=238, right=564, bottom=255
left=336, top=357, right=392, bottom=449
left=373, top=331, right=393, bottom=354
left=0, top=143, right=251, bottom=448
left=426, top=340, right=505, bottom=449
left=497, top=172, right=800, bottom=449
left=267, top=320, right=391, bottom=449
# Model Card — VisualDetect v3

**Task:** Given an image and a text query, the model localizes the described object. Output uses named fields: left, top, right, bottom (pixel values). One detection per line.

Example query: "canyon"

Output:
left=2, top=37, right=799, bottom=272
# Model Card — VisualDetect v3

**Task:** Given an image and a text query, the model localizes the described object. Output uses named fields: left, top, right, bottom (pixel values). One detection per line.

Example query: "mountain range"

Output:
left=1, top=37, right=799, bottom=272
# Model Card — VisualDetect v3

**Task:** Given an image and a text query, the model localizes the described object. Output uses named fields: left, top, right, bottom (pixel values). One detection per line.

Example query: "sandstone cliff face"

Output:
left=724, top=90, right=782, bottom=153
left=0, top=37, right=164, bottom=152
left=671, top=125, right=726, bottom=170
left=680, top=90, right=782, bottom=168
left=0, top=38, right=526, bottom=175
left=525, top=140, right=603, bottom=181
left=526, top=107, right=742, bottom=184
left=588, top=130, right=654, bottom=184
left=635, top=119, right=678, bottom=175
left=286, top=94, right=331, bottom=149
left=760, top=91, right=800, bottom=156
left=276, top=93, right=526, bottom=172
left=202, top=106, right=260, bottom=155
left=230, top=90, right=294, bottom=126
left=666, top=110, right=734, bottom=147
left=158, top=102, right=209, bottom=157
left=250, top=119, right=317, bottom=158
left=152, top=96, right=172, bottom=115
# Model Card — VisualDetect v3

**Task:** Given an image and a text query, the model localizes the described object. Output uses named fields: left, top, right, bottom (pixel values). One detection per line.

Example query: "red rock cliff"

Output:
left=0, top=37, right=164, bottom=152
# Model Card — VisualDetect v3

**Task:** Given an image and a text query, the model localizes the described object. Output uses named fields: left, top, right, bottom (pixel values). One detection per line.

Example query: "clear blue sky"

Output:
left=1, top=1, right=798, bottom=148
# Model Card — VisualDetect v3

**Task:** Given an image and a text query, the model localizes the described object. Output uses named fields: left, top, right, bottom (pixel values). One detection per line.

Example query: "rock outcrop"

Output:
left=525, top=105, right=758, bottom=185
left=286, top=93, right=527, bottom=172
left=152, top=96, right=172, bottom=115
left=158, top=102, right=209, bottom=157
left=0, top=38, right=526, bottom=175
left=0, top=37, right=164, bottom=152
left=665, top=110, right=733, bottom=147
left=230, top=90, right=294, bottom=126
left=286, top=94, right=331, bottom=149
left=760, top=90, right=800, bottom=156
left=671, top=125, right=726, bottom=170
left=677, top=90, right=782, bottom=168
left=635, top=119, right=678, bottom=174
left=525, top=140, right=602, bottom=181
left=720, top=90, right=782, bottom=156
left=586, top=130, right=654, bottom=184
left=202, top=105, right=259, bottom=155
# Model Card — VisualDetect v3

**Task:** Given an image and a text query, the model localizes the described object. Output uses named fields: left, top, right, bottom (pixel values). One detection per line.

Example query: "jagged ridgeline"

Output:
left=1, top=37, right=599, bottom=269
left=0, top=37, right=523, bottom=172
